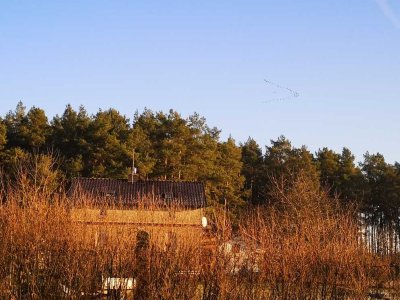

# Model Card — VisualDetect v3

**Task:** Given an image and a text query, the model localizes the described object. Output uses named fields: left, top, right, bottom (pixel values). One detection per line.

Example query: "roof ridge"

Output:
left=72, top=177, right=204, bottom=184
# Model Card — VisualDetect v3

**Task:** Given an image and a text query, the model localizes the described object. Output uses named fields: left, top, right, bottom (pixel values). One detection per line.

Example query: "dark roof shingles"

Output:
left=69, top=178, right=206, bottom=209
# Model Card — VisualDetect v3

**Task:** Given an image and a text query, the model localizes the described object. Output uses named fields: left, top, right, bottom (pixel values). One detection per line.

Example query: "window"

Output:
left=161, top=192, right=173, bottom=202
left=99, top=207, right=107, bottom=218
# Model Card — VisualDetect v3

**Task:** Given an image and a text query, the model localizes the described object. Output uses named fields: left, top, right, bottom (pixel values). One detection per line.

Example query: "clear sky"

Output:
left=1, top=1, right=399, bottom=163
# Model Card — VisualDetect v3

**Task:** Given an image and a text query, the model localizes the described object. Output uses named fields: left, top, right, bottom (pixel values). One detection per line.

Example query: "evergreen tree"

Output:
left=183, top=113, right=220, bottom=183
left=4, top=101, right=26, bottom=148
left=131, top=125, right=157, bottom=179
left=1, top=101, right=399, bottom=222
left=0, top=119, right=6, bottom=151
left=132, top=109, right=221, bottom=183
left=263, top=136, right=320, bottom=203
left=316, top=147, right=340, bottom=191
left=157, top=110, right=190, bottom=180
left=361, top=152, right=400, bottom=223
left=337, top=147, right=364, bottom=203
left=213, top=137, right=245, bottom=213
left=19, top=106, right=50, bottom=149
left=240, top=137, right=264, bottom=204
left=290, top=146, right=320, bottom=185
left=50, top=105, right=91, bottom=177
left=86, top=109, right=132, bottom=178
left=4, top=103, right=50, bottom=150
left=316, top=147, right=364, bottom=204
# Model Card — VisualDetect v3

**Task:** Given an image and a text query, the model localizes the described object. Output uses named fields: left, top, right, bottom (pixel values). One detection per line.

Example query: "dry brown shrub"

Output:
left=238, top=173, right=382, bottom=299
left=0, top=161, right=397, bottom=299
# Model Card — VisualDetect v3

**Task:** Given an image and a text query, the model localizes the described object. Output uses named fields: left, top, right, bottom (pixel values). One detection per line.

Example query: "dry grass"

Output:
left=238, top=175, right=375, bottom=299
left=0, top=162, right=397, bottom=299
left=0, top=191, right=204, bottom=299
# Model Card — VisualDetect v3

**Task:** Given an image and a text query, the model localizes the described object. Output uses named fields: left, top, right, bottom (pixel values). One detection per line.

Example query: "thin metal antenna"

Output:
left=132, top=148, right=136, bottom=174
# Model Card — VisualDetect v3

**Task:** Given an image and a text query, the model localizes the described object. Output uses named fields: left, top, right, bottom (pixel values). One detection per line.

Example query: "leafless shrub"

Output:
left=239, top=173, right=385, bottom=299
left=0, top=164, right=397, bottom=299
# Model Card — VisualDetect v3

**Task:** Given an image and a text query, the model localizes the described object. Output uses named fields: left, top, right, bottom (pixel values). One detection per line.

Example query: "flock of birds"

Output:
left=263, top=79, right=300, bottom=103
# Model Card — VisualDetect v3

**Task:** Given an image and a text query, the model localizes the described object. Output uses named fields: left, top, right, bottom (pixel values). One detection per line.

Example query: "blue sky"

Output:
left=1, top=1, right=399, bottom=163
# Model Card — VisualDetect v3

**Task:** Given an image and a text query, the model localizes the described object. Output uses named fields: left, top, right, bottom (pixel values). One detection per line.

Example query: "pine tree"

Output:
left=86, top=109, right=132, bottom=178
left=20, top=106, right=50, bottom=149
left=263, top=136, right=320, bottom=203
left=131, top=125, right=156, bottom=179
left=316, top=147, right=340, bottom=191
left=0, top=119, right=6, bottom=151
left=361, top=152, right=400, bottom=223
left=213, top=137, right=245, bottom=215
left=4, top=101, right=26, bottom=148
left=337, top=147, right=364, bottom=203
left=240, top=137, right=264, bottom=204
left=50, top=104, right=91, bottom=177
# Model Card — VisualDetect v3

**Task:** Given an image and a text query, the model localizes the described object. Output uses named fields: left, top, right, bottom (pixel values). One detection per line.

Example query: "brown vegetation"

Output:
left=0, top=166, right=399, bottom=299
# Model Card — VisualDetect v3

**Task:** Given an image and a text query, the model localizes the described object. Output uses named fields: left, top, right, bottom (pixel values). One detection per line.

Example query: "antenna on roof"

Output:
left=129, top=148, right=139, bottom=183
left=132, top=148, right=137, bottom=174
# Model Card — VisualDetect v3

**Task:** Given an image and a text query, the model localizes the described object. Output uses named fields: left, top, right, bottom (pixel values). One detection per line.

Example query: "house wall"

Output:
left=71, top=207, right=203, bottom=225
left=70, top=208, right=205, bottom=248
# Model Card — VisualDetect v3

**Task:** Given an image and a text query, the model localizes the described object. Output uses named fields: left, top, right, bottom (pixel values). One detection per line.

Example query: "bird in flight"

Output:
left=263, top=79, right=300, bottom=103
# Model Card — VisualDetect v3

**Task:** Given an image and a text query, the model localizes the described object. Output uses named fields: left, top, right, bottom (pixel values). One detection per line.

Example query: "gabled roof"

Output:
left=69, top=178, right=206, bottom=209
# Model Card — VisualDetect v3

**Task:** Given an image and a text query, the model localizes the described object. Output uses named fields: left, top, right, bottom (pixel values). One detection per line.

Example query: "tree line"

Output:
left=1, top=102, right=399, bottom=231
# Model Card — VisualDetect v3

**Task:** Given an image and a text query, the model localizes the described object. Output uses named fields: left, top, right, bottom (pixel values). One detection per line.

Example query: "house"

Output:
left=68, top=175, right=208, bottom=248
